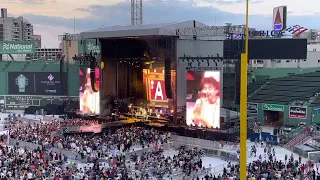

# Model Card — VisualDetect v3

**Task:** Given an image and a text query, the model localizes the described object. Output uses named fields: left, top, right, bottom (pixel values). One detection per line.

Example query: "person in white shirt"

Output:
left=192, top=72, right=220, bottom=128
left=27, top=172, right=33, bottom=180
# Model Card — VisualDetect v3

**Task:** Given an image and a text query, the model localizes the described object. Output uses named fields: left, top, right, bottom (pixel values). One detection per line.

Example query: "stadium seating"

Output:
left=247, top=80, right=267, bottom=94
left=223, top=73, right=268, bottom=108
left=249, top=71, right=320, bottom=105
left=284, top=132, right=312, bottom=150
left=311, top=98, right=320, bottom=106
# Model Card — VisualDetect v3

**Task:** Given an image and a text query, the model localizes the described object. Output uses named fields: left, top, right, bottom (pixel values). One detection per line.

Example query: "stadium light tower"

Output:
left=131, top=0, right=143, bottom=25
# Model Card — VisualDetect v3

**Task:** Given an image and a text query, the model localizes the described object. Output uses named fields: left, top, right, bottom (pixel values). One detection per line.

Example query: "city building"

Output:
left=0, top=8, right=42, bottom=61
left=59, top=33, right=101, bottom=63
left=31, top=48, right=62, bottom=61
left=0, top=8, right=41, bottom=42
left=31, top=34, right=41, bottom=48
left=61, top=39, right=78, bottom=63
left=293, top=29, right=320, bottom=43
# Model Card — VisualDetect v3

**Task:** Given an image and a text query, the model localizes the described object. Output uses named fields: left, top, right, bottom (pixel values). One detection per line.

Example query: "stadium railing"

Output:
left=280, top=125, right=306, bottom=144
left=171, top=135, right=220, bottom=149
left=170, top=135, right=238, bottom=161
left=291, top=146, right=309, bottom=158
left=211, top=163, right=228, bottom=175
left=1, top=58, right=61, bottom=62
left=9, top=138, right=173, bottom=163
left=307, top=151, right=320, bottom=162
left=8, top=138, right=86, bottom=162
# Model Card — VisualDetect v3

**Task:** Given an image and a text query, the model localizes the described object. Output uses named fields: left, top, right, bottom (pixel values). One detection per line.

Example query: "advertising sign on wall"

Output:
left=289, top=106, right=307, bottom=119
left=186, top=71, right=221, bottom=128
left=78, top=40, right=101, bottom=54
left=262, top=104, right=284, bottom=111
left=247, top=102, right=258, bottom=114
left=0, top=41, right=35, bottom=54
left=273, top=6, right=287, bottom=31
left=8, top=72, right=66, bottom=95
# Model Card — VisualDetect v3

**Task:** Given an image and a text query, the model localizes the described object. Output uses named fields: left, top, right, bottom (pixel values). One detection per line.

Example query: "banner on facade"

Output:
left=262, top=104, right=284, bottom=111
left=247, top=103, right=258, bottom=114
left=289, top=106, right=307, bottom=119
left=0, top=41, right=35, bottom=54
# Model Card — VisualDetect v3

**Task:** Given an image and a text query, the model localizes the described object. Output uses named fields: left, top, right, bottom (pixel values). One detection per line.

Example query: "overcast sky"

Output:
left=2, top=0, right=320, bottom=47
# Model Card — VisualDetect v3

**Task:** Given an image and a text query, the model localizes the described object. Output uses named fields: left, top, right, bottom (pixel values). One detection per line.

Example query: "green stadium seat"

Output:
left=248, top=71, right=320, bottom=105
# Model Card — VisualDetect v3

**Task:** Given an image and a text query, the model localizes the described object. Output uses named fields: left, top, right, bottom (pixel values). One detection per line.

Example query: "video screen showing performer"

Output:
left=186, top=71, right=221, bottom=128
left=79, top=68, right=100, bottom=114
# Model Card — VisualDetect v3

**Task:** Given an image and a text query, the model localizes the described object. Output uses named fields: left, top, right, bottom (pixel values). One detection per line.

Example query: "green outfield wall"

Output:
left=0, top=62, right=80, bottom=110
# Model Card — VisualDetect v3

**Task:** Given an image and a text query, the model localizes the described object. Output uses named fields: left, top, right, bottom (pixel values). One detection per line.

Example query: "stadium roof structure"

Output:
left=80, top=20, right=208, bottom=39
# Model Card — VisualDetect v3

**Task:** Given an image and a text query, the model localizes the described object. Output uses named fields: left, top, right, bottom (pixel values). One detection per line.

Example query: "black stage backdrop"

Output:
left=8, top=72, right=67, bottom=95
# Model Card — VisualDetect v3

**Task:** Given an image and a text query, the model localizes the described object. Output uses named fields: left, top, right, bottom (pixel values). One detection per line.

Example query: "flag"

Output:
left=286, top=25, right=308, bottom=37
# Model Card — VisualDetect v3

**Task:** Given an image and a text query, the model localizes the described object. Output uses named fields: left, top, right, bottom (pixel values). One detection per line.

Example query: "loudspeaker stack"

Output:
left=165, top=58, right=172, bottom=99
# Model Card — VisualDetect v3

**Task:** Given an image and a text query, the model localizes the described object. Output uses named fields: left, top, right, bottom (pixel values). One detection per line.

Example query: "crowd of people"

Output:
left=2, top=115, right=320, bottom=179
left=9, top=118, right=171, bottom=161
left=0, top=143, right=132, bottom=179
left=128, top=145, right=212, bottom=179
left=217, top=144, right=320, bottom=180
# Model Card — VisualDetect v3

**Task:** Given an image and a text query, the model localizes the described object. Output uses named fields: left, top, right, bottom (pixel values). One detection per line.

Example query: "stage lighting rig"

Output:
left=179, top=54, right=223, bottom=68
left=73, top=52, right=99, bottom=67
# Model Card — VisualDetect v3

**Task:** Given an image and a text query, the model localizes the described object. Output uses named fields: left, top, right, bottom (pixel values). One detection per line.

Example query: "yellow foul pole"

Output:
left=240, top=0, right=249, bottom=179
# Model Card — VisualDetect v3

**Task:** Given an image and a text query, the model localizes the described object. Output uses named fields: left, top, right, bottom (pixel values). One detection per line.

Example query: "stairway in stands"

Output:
left=284, top=132, right=312, bottom=150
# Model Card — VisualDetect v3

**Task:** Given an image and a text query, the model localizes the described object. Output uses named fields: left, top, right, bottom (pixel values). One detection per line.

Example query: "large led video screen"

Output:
left=143, top=69, right=168, bottom=106
left=223, top=39, right=307, bottom=59
left=186, top=71, right=221, bottom=128
left=79, top=68, right=100, bottom=114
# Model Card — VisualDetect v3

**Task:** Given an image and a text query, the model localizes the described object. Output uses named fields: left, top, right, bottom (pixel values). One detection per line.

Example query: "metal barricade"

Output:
left=280, top=125, right=306, bottom=144
left=9, top=139, right=87, bottom=162
left=170, top=135, right=237, bottom=161
left=307, top=151, right=320, bottom=161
